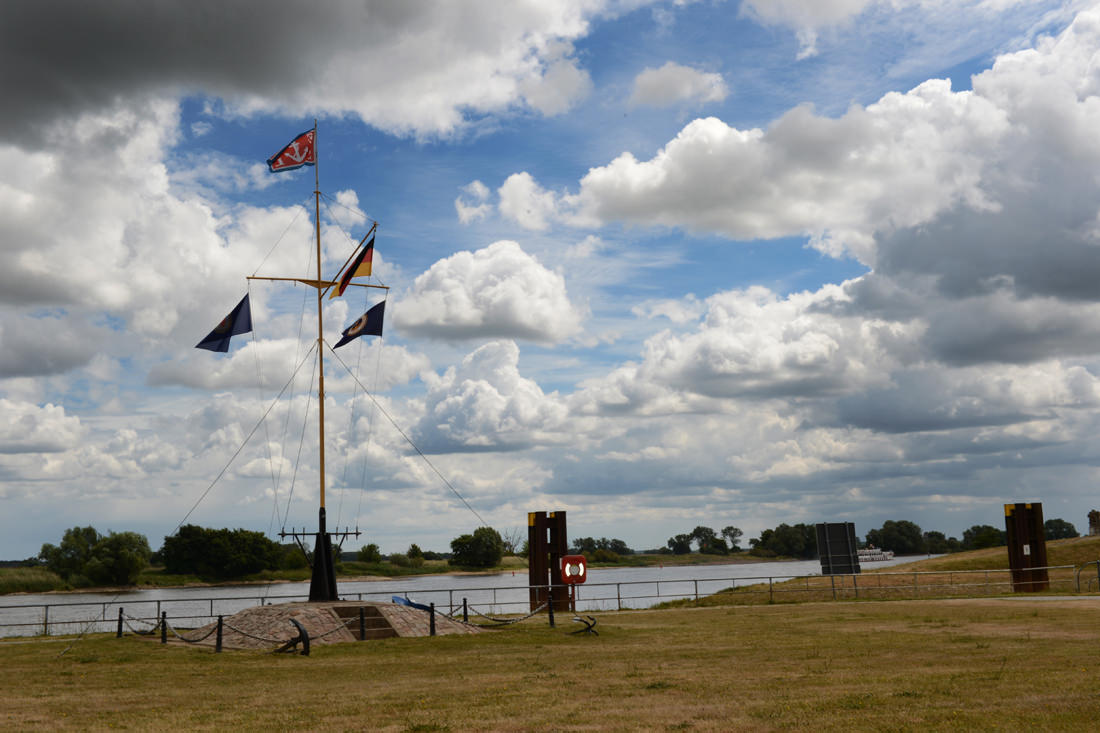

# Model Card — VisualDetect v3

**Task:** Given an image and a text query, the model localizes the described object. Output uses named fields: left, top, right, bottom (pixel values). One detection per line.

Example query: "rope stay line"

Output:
left=334, top=286, right=385, bottom=531
left=279, top=346, right=318, bottom=531
left=250, top=196, right=310, bottom=277
left=172, top=341, right=319, bottom=535
left=325, top=341, right=490, bottom=529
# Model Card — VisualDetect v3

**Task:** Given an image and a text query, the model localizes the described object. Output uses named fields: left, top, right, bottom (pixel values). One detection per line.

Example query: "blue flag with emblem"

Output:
left=196, top=294, right=252, bottom=352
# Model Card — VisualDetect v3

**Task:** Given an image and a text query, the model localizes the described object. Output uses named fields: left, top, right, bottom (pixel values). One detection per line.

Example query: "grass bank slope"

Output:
left=896, top=534, right=1100, bottom=572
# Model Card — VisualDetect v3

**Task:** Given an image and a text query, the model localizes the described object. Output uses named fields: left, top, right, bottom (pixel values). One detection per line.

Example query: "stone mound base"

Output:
left=172, top=600, right=481, bottom=651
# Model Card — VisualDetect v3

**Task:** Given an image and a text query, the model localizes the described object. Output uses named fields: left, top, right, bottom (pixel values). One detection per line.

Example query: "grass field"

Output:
left=2, top=596, right=1098, bottom=731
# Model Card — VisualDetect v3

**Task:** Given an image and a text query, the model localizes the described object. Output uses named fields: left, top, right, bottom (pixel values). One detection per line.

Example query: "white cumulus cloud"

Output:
left=629, top=61, right=729, bottom=107
left=395, top=241, right=584, bottom=343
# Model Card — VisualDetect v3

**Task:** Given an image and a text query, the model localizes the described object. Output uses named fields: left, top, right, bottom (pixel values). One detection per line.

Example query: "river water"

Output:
left=0, top=555, right=922, bottom=637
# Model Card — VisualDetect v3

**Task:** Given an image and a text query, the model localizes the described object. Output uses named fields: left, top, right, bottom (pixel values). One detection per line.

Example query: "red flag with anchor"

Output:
left=267, top=129, right=316, bottom=172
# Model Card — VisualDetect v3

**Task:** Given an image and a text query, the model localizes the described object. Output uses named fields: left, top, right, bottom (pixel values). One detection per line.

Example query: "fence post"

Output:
left=463, top=597, right=468, bottom=624
left=616, top=583, right=622, bottom=611
left=694, top=579, right=699, bottom=601
left=160, top=611, right=167, bottom=644
left=830, top=575, right=836, bottom=601
left=914, top=572, right=918, bottom=598
left=547, top=587, right=556, bottom=628
left=43, top=605, right=48, bottom=637
left=853, top=574, right=858, bottom=599
left=117, top=607, right=124, bottom=638
left=359, top=607, right=365, bottom=641
left=215, top=616, right=223, bottom=653
left=430, top=603, right=436, bottom=637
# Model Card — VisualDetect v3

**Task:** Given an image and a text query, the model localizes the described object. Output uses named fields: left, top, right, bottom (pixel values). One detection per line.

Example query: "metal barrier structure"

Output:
left=0, top=564, right=1088, bottom=639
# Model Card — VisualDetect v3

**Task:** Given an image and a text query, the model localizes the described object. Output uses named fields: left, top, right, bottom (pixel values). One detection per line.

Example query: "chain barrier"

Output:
left=165, top=618, right=219, bottom=644
left=220, top=620, right=290, bottom=645
left=312, top=622, right=351, bottom=640
left=467, top=601, right=548, bottom=626
left=122, top=613, right=159, bottom=636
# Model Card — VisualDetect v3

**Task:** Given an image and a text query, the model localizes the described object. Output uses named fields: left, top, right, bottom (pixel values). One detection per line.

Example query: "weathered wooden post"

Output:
left=215, top=616, right=223, bottom=653
left=1005, top=502, right=1050, bottom=592
left=116, top=607, right=124, bottom=638
left=160, top=611, right=167, bottom=644
left=528, top=511, right=569, bottom=614
left=462, top=597, right=468, bottom=623
left=429, top=603, right=436, bottom=636
left=359, top=607, right=366, bottom=641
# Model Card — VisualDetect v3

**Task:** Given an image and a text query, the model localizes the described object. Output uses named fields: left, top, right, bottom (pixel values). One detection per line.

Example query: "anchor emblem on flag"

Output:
left=267, top=129, right=316, bottom=172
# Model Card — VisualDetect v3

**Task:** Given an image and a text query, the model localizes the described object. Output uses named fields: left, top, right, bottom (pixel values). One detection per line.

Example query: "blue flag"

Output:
left=334, top=301, right=384, bottom=349
left=196, top=294, right=252, bottom=352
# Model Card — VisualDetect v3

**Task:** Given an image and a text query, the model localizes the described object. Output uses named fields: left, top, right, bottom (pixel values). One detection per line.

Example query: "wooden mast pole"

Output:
left=314, top=119, right=326, bottom=512
left=309, top=119, right=337, bottom=601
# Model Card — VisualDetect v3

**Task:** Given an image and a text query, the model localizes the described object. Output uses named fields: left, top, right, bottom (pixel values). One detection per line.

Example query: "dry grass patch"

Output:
left=1, top=598, right=1098, bottom=731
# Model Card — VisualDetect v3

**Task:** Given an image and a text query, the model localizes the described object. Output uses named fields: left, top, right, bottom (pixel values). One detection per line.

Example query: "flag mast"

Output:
left=236, top=123, right=388, bottom=602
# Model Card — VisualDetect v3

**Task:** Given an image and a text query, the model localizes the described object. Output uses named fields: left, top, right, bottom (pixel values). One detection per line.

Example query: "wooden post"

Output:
left=160, top=612, right=167, bottom=644
left=430, top=603, right=436, bottom=637
left=116, top=607, right=123, bottom=638
left=1005, top=502, right=1050, bottom=592
left=359, top=607, right=366, bottom=641
left=215, top=616, right=223, bottom=653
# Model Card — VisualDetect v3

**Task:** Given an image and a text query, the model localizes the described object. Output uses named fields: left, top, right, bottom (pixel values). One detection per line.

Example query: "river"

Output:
left=0, top=555, right=923, bottom=638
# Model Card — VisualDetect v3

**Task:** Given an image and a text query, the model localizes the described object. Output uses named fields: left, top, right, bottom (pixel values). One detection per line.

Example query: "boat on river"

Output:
left=857, top=547, right=895, bottom=562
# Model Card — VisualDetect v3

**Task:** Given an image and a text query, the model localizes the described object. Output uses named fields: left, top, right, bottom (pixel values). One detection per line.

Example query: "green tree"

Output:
left=721, top=526, right=743, bottom=552
left=667, top=533, right=693, bottom=555
left=607, top=538, right=633, bottom=555
left=1044, top=518, right=1079, bottom=540
left=39, top=527, right=151, bottom=586
left=922, top=531, right=960, bottom=554
left=572, top=537, right=598, bottom=554
left=405, top=544, right=425, bottom=568
left=82, top=531, right=151, bottom=586
left=449, top=527, right=504, bottom=568
left=357, top=543, right=382, bottom=563
left=691, top=526, right=727, bottom=554
left=961, top=524, right=1006, bottom=550
left=749, top=523, right=817, bottom=559
left=39, top=526, right=101, bottom=582
left=160, top=525, right=282, bottom=579
left=866, top=520, right=925, bottom=555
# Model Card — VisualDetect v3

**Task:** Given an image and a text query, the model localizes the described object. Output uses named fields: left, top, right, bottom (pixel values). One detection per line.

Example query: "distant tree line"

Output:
left=31, top=514, right=1084, bottom=588
left=658, top=517, right=1081, bottom=559
left=666, top=526, right=744, bottom=555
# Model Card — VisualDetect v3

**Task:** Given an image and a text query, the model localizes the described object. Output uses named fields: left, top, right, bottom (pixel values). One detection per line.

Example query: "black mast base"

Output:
left=280, top=507, right=360, bottom=602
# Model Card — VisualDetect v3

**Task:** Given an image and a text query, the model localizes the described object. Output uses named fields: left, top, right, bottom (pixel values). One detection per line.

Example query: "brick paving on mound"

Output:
left=168, top=601, right=482, bottom=651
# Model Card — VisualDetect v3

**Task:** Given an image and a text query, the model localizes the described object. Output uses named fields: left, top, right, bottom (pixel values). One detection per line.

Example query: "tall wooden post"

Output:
left=1005, top=502, right=1049, bottom=592
left=528, top=511, right=569, bottom=612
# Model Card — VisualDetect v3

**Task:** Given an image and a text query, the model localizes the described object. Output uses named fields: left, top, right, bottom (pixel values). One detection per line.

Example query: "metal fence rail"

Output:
left=0, top=564, right=1087, bottom=639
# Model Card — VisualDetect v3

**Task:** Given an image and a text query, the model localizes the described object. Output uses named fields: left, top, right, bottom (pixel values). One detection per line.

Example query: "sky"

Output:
left=2, top=0, right=1099, bottom=559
